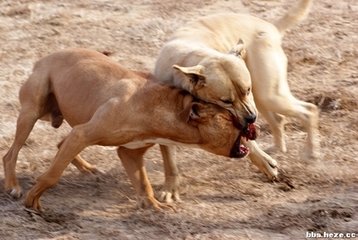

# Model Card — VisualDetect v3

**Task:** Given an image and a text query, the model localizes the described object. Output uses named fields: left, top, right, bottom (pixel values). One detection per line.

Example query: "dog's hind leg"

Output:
left=258, top=109, right=287, bottom=153
left=291, top=99, right=320, bottom=159
left=258, top=95, right=319, bottom=159
left=3, top=108, right=39, bottom=198
left=249, top=44, right=319, bottom=159
left=24, top=125, right=93, bottom=211
left=71, top=155, right=99, bottom=174
left=3, top=68, right=52, bottom=198
left=57, top=139, right=98, bottom=174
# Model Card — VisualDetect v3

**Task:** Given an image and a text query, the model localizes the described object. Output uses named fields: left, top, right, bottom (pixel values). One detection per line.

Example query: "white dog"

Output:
left=154, top=0, right=319, bottom=202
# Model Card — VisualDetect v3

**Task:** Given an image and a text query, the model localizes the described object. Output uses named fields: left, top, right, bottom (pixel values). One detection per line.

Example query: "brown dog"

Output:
left=154, top=0, right=319, bottom=202
left=2, top=48, right=249, bottom=211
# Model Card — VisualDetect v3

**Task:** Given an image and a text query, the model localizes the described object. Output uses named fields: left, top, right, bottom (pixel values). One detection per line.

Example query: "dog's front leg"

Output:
left=158, top=145, right=181, bottom=203
left=244, top=140, right=278, bottom=180
left=117, top=146, right=173, bottom=211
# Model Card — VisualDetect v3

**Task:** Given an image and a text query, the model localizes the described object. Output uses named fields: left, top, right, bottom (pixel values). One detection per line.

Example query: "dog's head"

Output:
left=181, top=101, right=255, bottom=158
left=173, top=40, right=257, bottom=137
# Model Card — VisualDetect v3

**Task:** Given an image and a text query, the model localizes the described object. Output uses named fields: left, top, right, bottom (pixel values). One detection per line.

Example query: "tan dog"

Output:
left=2, top=48, right=249, bottom=211
left=154, top=0, right=319, bottom=201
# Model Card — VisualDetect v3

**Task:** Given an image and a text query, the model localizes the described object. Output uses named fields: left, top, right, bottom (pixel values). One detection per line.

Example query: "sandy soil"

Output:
left=0, top=0, right=357, bottom=239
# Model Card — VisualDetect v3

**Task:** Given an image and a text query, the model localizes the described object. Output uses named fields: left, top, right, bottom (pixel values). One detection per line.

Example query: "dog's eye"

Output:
left=247, top=88, right=251, bottom=96
left=222, top=99, right=233, bottom=105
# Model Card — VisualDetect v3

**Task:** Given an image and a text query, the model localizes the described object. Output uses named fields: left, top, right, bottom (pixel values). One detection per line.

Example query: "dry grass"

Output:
left=0, top=0, right=357, bottom=239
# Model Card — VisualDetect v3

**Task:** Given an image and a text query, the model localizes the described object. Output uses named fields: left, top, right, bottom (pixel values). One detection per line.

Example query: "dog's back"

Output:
left=155, top=0, right=313, bottom=84
left=20, top=49, right=147, bottom=127
left=170, top=13, right=279, bottom=53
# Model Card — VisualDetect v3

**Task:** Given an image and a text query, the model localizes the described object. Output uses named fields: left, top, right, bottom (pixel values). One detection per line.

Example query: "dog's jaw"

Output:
left=229, top=122, right=258, bottom=158
left=230, top=135, right=249, bottom=158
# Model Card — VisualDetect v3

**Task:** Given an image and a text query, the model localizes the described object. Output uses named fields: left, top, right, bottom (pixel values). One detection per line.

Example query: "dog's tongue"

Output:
left=230, top=122, right=258, bottom=158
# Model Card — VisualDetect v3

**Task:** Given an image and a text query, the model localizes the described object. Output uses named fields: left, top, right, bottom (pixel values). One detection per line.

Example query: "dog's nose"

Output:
left=245, top=114, right=256, bottom=124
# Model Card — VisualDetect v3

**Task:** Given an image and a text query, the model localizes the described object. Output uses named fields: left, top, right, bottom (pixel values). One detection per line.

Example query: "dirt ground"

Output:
left=0, top=0, right=357, bottom=239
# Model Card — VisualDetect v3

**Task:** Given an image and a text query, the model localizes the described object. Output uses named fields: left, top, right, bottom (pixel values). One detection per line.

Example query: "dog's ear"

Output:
left=229, top=39, right=246, bottom=58
left=189, top=102, right=202, bottom=121
left=180, top=102, right=209, bottom=126
left=172, top=65, right=206, bottom=91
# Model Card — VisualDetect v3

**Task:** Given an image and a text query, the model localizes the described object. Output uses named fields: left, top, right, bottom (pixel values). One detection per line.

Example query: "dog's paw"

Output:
left=76, top=164, right=100, bottom=175
left=261, top=157, right=279, bottom=181
left=137, top=196, right=176, bottom=212
left=24, top=193, right=42, bottom=212
left=6, top=185, right=23, bottom=199
left=158, top=176, right=181, bottom=203
left=158, top=189, right=181, bottom=203
left=84, top=165, right=101, bottom=175
left=300, top=144, right=321, bottom=161
left=266, top=166, right=279, bottom=181
left=300, top=151, right=321, bottom=161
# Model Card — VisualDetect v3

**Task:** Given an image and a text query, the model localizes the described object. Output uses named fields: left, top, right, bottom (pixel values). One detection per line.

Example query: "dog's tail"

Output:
left=274, top=0, right=313, bottom=34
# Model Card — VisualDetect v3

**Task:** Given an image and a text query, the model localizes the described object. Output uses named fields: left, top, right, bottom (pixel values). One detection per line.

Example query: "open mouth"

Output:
left=230, top=123, right=258, bottom=158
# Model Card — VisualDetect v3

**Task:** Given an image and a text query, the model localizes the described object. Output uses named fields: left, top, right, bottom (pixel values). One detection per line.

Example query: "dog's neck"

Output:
left=136, top=78, right=203, bottom=144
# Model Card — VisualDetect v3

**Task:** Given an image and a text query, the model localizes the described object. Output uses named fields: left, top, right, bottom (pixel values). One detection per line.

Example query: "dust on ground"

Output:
left=0, top=0, right=357, bottom=239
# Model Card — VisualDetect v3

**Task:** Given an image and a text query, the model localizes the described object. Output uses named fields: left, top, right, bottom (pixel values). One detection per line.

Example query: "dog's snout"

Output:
left=245, top=114, right=256, bottom=124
